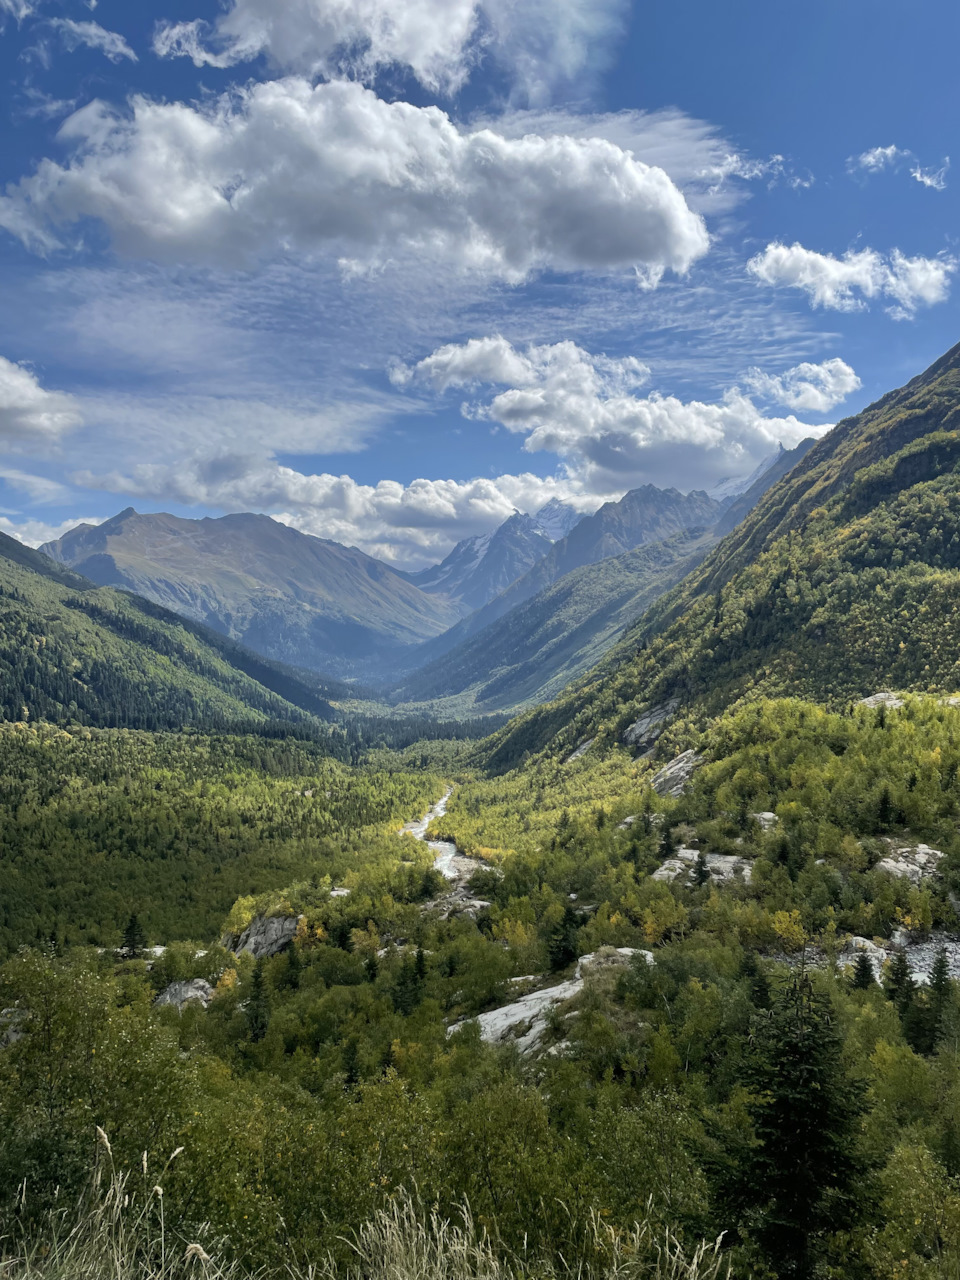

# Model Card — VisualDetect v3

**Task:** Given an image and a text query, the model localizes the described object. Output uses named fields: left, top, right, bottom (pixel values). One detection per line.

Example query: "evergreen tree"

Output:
left=884, top=948, right=916, bottom=1015
left=850, top=950, right=876, bottom=991
left=659, top=825, right=675, bottom=860
left=122, top=913, right=146, bottom=958
left=548, top=905, right=580, bottom=972
left=284, top=943, right=302, bottom=990
left=693, top=851, right=710, bottom=886
left=735, top=971, right=866, bottom=1278
left=246, top=958, right=270, bottom=1042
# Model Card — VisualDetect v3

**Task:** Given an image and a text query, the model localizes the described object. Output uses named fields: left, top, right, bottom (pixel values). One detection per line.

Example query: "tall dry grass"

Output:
left=0, top=1135, right=728, bottom=1280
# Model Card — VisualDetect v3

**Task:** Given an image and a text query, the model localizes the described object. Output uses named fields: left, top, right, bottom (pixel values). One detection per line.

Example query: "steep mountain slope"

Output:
left=483, top=340, right=960, bottom=770
left=42, top=509, right=460, bottom=677
left=410, top=484, right=723, bottom=668
left=0, top=530, right=338, bottom=731
left=406, top=512, right=554, bottom=612
left=712, top=437, right=817, bottom=536
left=392, top=527, right=715, bottom=714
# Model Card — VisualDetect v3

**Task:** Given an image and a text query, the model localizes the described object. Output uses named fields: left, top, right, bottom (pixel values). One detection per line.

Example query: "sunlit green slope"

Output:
left=483, top=340, right=960, bottom=770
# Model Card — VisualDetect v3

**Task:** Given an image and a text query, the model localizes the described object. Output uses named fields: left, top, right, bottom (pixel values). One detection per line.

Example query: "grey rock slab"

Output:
left=876, top=841, right=943, bottom=885
left=859, top=692, right=905, bottom=709
left=224, top=913, right=302, bottom=959
left=623, top=699, right=679, bottom=747
left=565, top=737, right=595, bottom=764
left=155, top=978, right=214, bottom=1011
left=650, top=750, right=704, bottom=797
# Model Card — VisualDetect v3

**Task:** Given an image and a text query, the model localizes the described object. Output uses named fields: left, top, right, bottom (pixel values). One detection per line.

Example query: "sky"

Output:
left=0, top=0, right=957, bottom=568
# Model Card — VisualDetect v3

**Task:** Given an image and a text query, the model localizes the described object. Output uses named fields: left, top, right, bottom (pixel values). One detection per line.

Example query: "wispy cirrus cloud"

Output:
left=848, top=143, right=949, bottom=191
left=49, top=19, right=137, bottom=62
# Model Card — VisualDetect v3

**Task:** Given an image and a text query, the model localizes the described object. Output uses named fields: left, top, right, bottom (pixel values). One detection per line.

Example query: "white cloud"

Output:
left=848, top=145, right=948, bottom=191
left=0, top=466, right=69, bottom=502
left=745, top=357, right=861, bottom=414
left=911, top=159, right=949, bottom=191
left=153, top=0, right=626, bottom=102
left=0, top=356, right=82, bottom=442
left=484, top=108, right=807, bottom=215
left=0, top=514, right=104, bottom=548
left=0, top=79, right=709, bottom=282
left=747, top=241, right=956, bottom=318
left=850, top=144, right=909, bottom=173
left=0, top=0, right=35, bottom=22
left=49, top=18, right=136, bottom=62
left=73, top=456, right=600, bottom=565
left=398, top=337, right=828, bottom=493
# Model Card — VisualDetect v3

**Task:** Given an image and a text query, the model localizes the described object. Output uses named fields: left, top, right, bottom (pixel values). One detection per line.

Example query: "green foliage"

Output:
left=0, top=722, right=443, bottom=953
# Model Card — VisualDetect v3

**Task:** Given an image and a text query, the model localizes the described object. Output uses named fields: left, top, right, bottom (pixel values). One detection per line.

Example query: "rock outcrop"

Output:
left=155, top=979, right=214, bottom=1011
left=876, top=841, right=943, bottom=884
left=653, top=849, right=752, bottom=885
left=623, top=700, right=679, bottom=750
left=450, top=947, right=652, bottom=1055
left=859, top=691, right=905, bottom=709
left=650, top=750, right=703, bottom=797
left=223, top=914, right=302, bottom=959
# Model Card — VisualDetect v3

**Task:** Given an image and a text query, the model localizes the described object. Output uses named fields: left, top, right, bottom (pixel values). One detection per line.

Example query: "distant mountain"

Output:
left=392, top=527, right=715, bottom=715
left=532, top=498, right=585, bottom=542
left=0, top=529, right=338, bottom=731
left=406, top=512, right=554, bottom=612
left=42, top=509, right=460, bottom=678
left=712, top=438, right=817, bottom=537
left=414, top=485, right=723, bottom=664
left=708, top=447, right=783, bottom=502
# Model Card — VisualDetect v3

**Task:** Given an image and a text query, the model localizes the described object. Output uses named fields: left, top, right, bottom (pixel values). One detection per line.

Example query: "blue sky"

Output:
left=0, top=0, right=957, bottom=566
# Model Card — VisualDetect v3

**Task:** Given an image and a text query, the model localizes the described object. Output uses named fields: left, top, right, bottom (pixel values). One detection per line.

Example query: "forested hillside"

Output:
left=482, top=340, right=960, bottom=771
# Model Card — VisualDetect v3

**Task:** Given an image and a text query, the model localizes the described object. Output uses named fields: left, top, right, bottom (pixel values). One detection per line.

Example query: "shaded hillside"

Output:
left=42, top=509, right=460, bottom=677
left=482, top=340, right=960, bottom=770
left=392, top=527, right=715, bottom=714
left=0, top=530, right=338, bottom=732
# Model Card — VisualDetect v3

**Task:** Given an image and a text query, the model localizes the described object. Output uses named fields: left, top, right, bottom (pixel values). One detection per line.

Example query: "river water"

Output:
left=402, top=788, right=461, bottom=881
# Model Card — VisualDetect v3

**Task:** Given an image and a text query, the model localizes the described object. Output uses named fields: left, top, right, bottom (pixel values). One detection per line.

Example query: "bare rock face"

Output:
left=753, top=812, right=778, bottom=831
left=653, top=849, right=752, bottom=885
left=623, top=699, right=679, bottom=750
left=0, top=1008, right=26, bottom=1048
left=223, top=914, right=302, bottom=959
left=565, top=737, right=595, bottom=764
left=859, top=691, right=904, bottom=709
left=876, top=841, right=943, bottom=885
left=155, top=979, right=214, bottom=1011
left=650, top=750, right=703, bottom=797
left=450, top=948, right=653, bottom=1056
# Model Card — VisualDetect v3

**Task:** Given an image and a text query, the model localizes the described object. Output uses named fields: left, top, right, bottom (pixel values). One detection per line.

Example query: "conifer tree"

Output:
left=850, top=950, right=876, bottom=990
left=736, top=971, right=866, bottom=1278
left=122, top=913, right=146, bottom=958
left=246, top=958, right=270, bottom=1042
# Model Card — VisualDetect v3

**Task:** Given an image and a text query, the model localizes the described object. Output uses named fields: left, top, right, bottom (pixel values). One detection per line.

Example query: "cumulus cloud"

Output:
left=49, top=19, right=137, bottom=62
left=397, top=337, right=828, bottom=492
left=73, top=455, right=599, bottom=565
left=0, top=79, right=709, bottom=282
left=153, top=0, right=626, bottom=102
left=0, top=514, right=105, bottom=548
left=747, top=241, right=956, bottom=319
left=0, top=356, right=82, bottom=442
left=745, top=357, right=861, bottom=414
